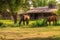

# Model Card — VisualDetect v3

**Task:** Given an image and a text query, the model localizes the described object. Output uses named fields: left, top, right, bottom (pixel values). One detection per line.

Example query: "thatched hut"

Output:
left=26, top=6, right=57, bottom=19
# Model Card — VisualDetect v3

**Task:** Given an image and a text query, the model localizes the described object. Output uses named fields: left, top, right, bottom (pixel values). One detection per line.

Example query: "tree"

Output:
left=0, top=0, right=10, bottom=19
left=6, top=0, right=20, bottom=24
left=0, top=0, right=58, bottom=24
left=57, top=4, right=60, bottom=15
left=32, top=0, right=49, bottom=7
left=48, top=0, right=57, bottom=8
left=0, top=0, right=30, bottom=24
left=0, top=0, right=20, bottom=24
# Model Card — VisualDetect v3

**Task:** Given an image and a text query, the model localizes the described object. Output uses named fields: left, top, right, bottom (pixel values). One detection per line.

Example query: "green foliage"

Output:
left=33, top=0, right=57, bottom=7
left=7, top=0, right=20, bottom=13
left=0, top=22, right=3, bottom=26
left=0, top=22, right=6, bottom=28
left=31, top=19, right=47, bottom=27
left=0, top=0, right=8, bottom=11
left=0, top=0, right=29, bottom=13
left=33, top=0, right=47, bottom=7
left=57, top=4, right=60, bottom=15
left=0, top=0, right=58, bottom=12
left=48, top=0, right=57, bottom=4
left=0, top=19, right=60, bottom=27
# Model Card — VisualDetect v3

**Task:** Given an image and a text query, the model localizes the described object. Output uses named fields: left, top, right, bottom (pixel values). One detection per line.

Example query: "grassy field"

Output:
left=0, top=26, right=60, bottom=40
left=0, top=20, right=60, bottom=40
left=0, top=19, right=60, bottom=27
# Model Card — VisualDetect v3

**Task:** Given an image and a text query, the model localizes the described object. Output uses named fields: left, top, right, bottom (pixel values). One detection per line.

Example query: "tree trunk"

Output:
left=12, top=12, right=17, bottom=24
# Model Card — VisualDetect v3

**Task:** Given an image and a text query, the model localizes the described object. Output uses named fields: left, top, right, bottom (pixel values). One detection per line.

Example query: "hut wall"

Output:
left=28, top=12, right=55, bottom=20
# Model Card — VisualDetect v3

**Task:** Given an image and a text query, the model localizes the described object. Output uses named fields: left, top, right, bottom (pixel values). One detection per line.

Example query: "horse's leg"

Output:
left=53, top=20, right=55, bottom=25
left=53, top=20, right=57, bottom=25
left=46, top=20, right=48, bottom=25
left=56, top=17, right=57, bottom=24
left=19, top=19, right=22, bottom=26
left=55, top=20, right=57, bottom=24
left=26, top=20, right=29, bottom=25
left=49, top=21, right=51, bottom=25
left=23, top=20, right=25, bottom=25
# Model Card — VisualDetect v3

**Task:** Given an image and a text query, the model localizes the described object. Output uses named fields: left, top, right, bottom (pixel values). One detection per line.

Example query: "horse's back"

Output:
left=47, top=15, right=57, bottom=21
left=24, top=15, right=30, bottom=20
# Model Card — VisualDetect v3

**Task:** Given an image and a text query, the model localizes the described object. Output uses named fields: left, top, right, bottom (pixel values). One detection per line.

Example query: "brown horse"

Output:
left=46, top=15, right=57, bottom=25
left=19, top=14, right=30, bottom=25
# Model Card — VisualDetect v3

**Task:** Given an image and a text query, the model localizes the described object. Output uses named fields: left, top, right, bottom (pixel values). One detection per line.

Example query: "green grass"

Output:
left=0, top=20, right=60, bottom=40
left=0, top=19, right=60, bottom=27
left=0, top=20, right=37, bottom=27
left=0, top=20, right=14, bottom=24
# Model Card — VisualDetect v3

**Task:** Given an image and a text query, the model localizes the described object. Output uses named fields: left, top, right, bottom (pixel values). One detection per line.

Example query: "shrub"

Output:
left=0, top=22, right=3, bottom=26
left=31, top=19, right=47, bottom=27
left=0, top=22, right=6, bottom=28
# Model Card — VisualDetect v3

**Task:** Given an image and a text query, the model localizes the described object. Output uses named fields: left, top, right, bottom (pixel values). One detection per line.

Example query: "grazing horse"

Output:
left=46, top=15, right=57, bottom=25
left=19, top=14, right=30, bottom=25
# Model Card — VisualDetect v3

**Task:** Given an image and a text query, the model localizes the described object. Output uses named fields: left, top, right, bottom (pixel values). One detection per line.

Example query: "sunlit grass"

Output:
left=0, top=26, right=60, bottom=40
left=0, top=20, right=60, bottom=40
left=0, top=19, right=60, bottom=27
left=0, top=20, right=14, bottom=24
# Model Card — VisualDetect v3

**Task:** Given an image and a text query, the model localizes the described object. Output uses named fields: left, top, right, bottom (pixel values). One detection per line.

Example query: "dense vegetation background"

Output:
left=0, top=0, right=60, bottom=40
left=0, top=0, right=60, bottom=27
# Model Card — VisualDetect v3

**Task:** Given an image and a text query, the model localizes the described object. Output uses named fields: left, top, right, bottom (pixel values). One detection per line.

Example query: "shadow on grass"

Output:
left=53, top=23, right=60, bottom=26
left=21, top=37, right=60, bottom=40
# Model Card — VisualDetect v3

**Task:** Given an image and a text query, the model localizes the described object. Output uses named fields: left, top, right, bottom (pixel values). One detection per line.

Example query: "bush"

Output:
left=0, top=22, right=3, bottom=26
left=31, top=19, right=47, bottom=27
left=0, top=22, right=6, bottom=28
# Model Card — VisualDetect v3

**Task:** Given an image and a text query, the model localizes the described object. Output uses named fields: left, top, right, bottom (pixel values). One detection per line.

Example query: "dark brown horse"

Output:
left=46, top=15, right=57, bottom=25
left=19, top=14, right=30, bottom=25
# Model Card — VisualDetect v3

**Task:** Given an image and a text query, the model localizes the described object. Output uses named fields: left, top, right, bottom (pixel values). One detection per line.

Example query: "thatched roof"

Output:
left=26, top=6, right=58, bottom=13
